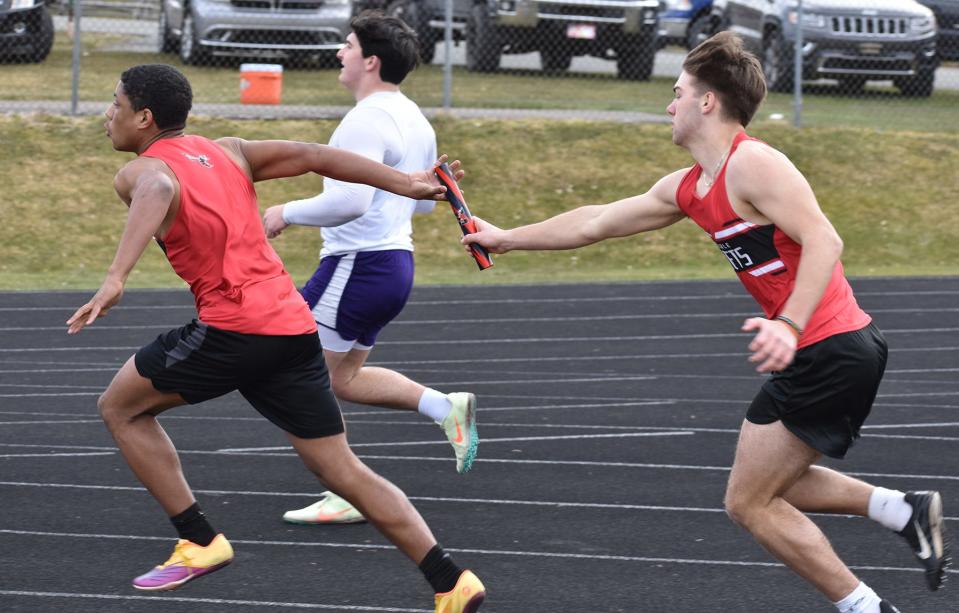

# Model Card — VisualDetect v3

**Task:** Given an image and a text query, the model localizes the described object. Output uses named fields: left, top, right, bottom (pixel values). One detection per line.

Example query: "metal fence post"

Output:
left=443, top=0, right=453, bottom=109
left=792, top=0, right=803, bottom=128
left=70, top=0, right=83, bottom=115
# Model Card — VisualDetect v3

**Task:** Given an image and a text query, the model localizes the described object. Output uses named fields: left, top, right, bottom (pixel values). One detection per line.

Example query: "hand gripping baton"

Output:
left=434, top=162, right=493, bottom=270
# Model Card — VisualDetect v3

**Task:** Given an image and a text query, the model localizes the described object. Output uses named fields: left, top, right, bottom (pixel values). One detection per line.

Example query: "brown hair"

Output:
left=682, top=32, right=766, bottom=126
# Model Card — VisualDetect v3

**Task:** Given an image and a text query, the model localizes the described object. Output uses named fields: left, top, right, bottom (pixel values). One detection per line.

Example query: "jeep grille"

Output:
left=830, top=16, right=909, bottom=37
left=230, top=0, right=325, bottom=9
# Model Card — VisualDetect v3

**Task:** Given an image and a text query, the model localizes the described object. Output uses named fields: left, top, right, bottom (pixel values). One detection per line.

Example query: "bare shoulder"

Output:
left=649, top=167, right=693, bottom=202
left=113, top=157, right=171, bottom=200
left=731, top=140, right=792, bottom=172
left=214, top=136, right=253, bottom=176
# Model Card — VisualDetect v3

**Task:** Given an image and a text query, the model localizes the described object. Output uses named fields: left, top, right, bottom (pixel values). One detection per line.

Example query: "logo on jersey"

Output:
left=713, top=220, right=785, bottom=277
left=183, top=153, right=213, bottom=168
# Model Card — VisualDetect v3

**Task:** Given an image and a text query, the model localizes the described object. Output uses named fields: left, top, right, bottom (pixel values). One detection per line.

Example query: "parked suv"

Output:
left=365, top=0, right=660, bottom=80
left=158, top=0, right=353, bottom=65
left=917, top=0, right=959, bottom=59
left=710, top=0, right=939, bottom=96
left=659, top=0, right=714, bottom=49
left=0, top=0, right=54, bottom=63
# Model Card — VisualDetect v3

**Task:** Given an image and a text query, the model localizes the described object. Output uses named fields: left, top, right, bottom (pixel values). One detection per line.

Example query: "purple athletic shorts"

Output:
left=299, top=250, right=414, bottom=352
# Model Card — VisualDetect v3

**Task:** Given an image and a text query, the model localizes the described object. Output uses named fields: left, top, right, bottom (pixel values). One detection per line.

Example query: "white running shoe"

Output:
left=282, top=491, right=366, bottom=525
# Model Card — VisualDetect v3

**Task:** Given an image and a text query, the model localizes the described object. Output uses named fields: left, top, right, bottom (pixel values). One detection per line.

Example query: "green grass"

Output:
left=3, top=35, right=958, bottom=133
left=2, top=114, right=958, bottom=290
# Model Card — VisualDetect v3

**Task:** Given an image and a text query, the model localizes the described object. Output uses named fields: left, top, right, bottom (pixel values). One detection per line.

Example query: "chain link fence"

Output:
left=0, top=0, right=957, bottom=130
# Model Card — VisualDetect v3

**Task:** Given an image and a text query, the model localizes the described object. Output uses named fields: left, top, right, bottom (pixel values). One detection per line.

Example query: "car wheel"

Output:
left=178, top=10, right=210, bottom=65
left=387, top=0, right=437, bottom=63
left=895, top=69, right=934, bottom=98
left=158, top=8, right=179, bottom=54
left=685, top=13, right=712, bottom=50
left=540, top=45, right=572, bottom=73
left=25, top=6, right=54, bottom=63
left=616, top=34, right=655, bottom=81
left=465, top=3, right=501, bottom=72
left=762, top=30, right=794, bottom=93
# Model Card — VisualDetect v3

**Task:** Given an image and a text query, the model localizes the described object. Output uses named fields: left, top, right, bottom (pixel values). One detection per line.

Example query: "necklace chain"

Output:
left=702, top=150, right=729, bottom=188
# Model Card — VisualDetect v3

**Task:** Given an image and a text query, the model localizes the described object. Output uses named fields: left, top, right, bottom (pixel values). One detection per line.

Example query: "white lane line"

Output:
left=9, top=386, right=959, bottom=399
left=8, top=306, right=959, bottom=331
left=220, top=431, right=694, bottom=452
left=2, top=326, right=958, bottom=354
left=0, top=528, right=951, bottom=576
left=3, top=482, right=958, bottom=523
left=0, top=591, right=429, bottom=612
left=0, top=419, right=102, bottom=425
left=2, top=287, right=957, bottom=310
left=0, top=452, right=114, bottom=458
left=2, top=344, right=958, bottom=372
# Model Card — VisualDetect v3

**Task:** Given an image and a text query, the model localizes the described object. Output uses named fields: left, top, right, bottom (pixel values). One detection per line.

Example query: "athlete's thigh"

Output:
left=286, top=431, right=364, bottom=482
left=100, top=356, right=187, bottom=417
left=324, top=346, right=371, bottom=383
left=727, top=419, right=822, bottom=501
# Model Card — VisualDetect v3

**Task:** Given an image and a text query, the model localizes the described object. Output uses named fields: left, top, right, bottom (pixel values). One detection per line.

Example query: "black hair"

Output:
left=351, top=10, right=420, bottom=85
left=119, top=64, right=193, bottom=130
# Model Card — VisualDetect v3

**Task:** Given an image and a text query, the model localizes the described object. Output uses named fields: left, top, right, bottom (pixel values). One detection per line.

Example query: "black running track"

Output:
left=1, top=278, right=957, bottom=613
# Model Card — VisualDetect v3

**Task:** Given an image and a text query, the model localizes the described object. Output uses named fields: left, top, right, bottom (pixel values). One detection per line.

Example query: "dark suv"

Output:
left=0, top=0, right=54, bottom=63
left=366, top=0, right=661, bottom=80
left=918, top=0, right=959, bottom=59
left=711, top=0, right=940, bottom=96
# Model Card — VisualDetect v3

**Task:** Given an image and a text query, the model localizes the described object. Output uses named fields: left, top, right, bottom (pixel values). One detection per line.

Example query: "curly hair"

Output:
left=120, top=64, right=193, bottom=130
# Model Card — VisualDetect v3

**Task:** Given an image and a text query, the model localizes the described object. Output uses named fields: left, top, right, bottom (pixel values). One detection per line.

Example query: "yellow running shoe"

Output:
left=434, top=570, right=486, bottom=613
left=282, top=491, right=367, bottom=525
left=440, top=393, right=478, bottom=474
left=132, top=534, right=233, bottom=591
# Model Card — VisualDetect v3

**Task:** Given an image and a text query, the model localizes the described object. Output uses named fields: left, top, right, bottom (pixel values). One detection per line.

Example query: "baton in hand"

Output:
left=434, top=162, right=493, bottom=271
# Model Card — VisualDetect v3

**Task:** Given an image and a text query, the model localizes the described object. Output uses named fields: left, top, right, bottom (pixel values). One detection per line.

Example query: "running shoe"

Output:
left=441, top=393, right=478, bottom=474
left=434, top=570, right=486, bottom=613
left=282, top=491, right=367, bottom=525
left=879, top=601, right=902, bottom=613
left=132, top=534, right=233, bottom=591
left=897, top=490, right=951, bottom=590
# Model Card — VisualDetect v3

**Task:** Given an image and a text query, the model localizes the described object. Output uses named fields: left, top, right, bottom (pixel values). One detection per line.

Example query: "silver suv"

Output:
left=711, top=0, right=940, bottom=96
left=158, top=0, right=353, bottom=65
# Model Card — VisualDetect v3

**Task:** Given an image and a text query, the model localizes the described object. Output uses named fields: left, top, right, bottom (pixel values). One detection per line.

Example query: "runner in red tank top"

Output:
left=463, top=32, right=948, bottom=612
left=65, top=64, right=486, bottom=612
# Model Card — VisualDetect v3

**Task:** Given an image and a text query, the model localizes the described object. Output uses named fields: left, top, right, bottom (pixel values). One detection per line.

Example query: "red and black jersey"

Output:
left=675, top=131, right=870, bottom=348
left=142, top=135, right=315, bottom=336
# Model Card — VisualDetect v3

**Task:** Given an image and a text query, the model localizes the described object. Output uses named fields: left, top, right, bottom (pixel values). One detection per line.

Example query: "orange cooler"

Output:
left=240, top=63, right=283, bottom=105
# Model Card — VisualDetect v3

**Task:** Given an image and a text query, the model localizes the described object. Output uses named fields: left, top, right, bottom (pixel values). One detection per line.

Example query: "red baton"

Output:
left=434, top=162, right=493, bottom=271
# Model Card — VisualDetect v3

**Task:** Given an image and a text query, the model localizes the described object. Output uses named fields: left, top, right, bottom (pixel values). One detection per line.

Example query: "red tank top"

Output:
left=142, top=135, right=316, bottom=335
left=675, top=131, right=870, bottom=348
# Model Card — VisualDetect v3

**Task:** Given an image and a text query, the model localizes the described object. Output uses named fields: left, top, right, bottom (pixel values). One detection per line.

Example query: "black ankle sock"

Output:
left=170, top=502, right=217, bottom=547
left=418, top=544, right=463, bottom=593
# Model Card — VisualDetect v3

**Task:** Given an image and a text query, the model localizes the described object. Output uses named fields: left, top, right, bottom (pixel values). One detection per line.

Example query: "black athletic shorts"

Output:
left=135, top=320, right=344, bottom=439
left=746, top=322, right=887, bottom=459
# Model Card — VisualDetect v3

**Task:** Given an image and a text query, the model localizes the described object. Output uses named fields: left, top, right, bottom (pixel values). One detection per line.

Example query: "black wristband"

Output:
left=774, top=315, right=803, bottom=338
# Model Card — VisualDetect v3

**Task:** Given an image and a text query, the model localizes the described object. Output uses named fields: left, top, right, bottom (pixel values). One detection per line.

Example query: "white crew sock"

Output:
left=418, top=388, right=452, bottom=423
left=868, top=487, right=912, bottom=532
left=834, top=581, right=881, bottom=613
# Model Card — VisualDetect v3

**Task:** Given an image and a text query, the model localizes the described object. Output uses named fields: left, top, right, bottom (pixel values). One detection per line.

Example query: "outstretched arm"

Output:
left=66, top=160, right=176, bottom=334
left=463, top=169, right=688, bottom=254
left=218, top=137, right=451, bottom=201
